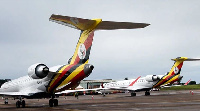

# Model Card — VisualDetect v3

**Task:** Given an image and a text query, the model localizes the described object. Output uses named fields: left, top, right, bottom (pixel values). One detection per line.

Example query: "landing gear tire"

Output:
left=54, top=99, right=58, bottom=106
left=22, top=100, right=26, bottom=108
left=49, top=99, right=54, bottom=107
left=145, top=91, right=150, bottom=96
left=49, top=99, right=58, bottom=107
left=131, top=92, right=136, bottom=96
left=16, top=101, right=21, bottom=108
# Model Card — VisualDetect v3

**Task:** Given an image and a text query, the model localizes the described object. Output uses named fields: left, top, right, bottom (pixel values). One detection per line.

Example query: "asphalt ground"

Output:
left=0, top=90, right=200, bottom=111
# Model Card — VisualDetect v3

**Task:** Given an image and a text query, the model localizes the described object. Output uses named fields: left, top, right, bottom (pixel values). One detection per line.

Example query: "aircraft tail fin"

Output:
left=153, top=57, right=200, bottom=88
left=168, top=57, right=200, bottom=76
left=100, top=83, right=104, bottom=88
left=184, top=79, right=191, bottom=85
left=49, top=14, right=149, bottom=64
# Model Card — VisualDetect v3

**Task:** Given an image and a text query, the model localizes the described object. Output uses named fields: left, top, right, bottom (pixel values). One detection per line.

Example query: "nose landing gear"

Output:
left=16, top=97, right=25, bottom=108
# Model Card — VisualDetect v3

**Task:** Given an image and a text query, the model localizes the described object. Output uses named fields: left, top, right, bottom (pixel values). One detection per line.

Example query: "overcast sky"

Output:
left=0, top=1, right=200, bottom=83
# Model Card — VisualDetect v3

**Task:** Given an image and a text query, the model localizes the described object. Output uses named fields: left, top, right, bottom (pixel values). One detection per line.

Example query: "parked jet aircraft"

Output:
left=160, top=78, right=191, bottom=88
left=96, top=57, right=200, bottom=96
left=0, top=14, right=149, bottom=108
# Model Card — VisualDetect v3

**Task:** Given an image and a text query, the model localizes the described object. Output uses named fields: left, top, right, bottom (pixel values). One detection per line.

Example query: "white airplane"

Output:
left=98, top=57, right=200, bottom=96
left=0, top=14, right=149, bottom=108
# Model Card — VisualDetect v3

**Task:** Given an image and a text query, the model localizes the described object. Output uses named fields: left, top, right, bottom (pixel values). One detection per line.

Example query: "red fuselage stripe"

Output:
left=49, top=64, right=76, bottom=91
left=57, top=70, right=85, bottom=92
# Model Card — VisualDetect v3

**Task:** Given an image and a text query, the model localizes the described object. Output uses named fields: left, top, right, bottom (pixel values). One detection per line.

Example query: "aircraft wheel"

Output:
left=131, top=92, right=136, bottom=96
left=54, top=99, right=58, bottom=106
left=16, top=101, right=21, bottom=108
left=145, top=91, right=150, bottom=96
left=22, top=100, right=26, bottom=108
left=49, top=99, right=54, bottom=107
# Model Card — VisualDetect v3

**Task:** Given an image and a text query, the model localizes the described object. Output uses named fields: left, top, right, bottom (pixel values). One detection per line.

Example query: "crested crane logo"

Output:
left=174, top=67, right=179, bottom=74
left=78, top=44, right=86, bottom=59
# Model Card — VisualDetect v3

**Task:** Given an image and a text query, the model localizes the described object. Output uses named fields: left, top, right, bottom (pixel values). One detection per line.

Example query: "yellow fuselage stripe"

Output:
left=163, top=74, right=180, bottom=85
left=56, top=64, right=85, bottom=90
left=48, top=64, right=70, bottom=89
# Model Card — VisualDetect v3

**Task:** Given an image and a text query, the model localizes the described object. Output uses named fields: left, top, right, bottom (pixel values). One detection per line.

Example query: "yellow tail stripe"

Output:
left=70, top=19, right=102, bottom=64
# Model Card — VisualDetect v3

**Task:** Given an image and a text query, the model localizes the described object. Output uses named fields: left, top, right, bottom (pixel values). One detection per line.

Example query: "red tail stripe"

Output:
left=73, top=32, right=94, bottom=64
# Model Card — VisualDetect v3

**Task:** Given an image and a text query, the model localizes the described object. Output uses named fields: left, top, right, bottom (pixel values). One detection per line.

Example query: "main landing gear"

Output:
left=131, top=92, right=136, bottom=96
left=145, top=91, right=150, bottom=96
left=16, top=97, right=26, bottom=108
left=49, top=95, right=58, bottom=107
left=130, top=91, right=150, bottom=96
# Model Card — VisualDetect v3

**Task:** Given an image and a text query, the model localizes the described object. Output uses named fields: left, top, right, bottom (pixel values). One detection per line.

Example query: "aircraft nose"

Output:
left=84, top=64, right=94, bottom=77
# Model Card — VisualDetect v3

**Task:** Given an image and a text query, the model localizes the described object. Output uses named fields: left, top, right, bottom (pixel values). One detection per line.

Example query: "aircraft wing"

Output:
left=0, top=92, right=30, bottom=96
left=55, top=88, right=102, bottom=94
left=0, top=88, right=44, bottom=97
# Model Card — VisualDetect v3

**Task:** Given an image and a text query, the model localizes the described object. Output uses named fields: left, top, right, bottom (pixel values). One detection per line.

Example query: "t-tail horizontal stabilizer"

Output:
left=49, top=14, right=150, bottom=31
left=171, top=57, right=200, bottom=61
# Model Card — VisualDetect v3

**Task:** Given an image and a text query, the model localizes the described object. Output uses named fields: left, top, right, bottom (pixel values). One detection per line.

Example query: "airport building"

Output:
left=80, top=79, right=115, bottom=89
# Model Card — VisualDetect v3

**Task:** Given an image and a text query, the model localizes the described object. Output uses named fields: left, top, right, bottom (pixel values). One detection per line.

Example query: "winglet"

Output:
left=129, top=76, right=141, bottom=86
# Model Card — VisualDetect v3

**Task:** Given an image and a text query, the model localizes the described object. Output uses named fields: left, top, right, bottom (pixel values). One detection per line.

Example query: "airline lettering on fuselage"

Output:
left=37, top=81, right=42, bottom=84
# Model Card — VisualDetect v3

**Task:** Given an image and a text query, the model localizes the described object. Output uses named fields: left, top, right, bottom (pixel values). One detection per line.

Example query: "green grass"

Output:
left=161, top=84, right=200, bottom=91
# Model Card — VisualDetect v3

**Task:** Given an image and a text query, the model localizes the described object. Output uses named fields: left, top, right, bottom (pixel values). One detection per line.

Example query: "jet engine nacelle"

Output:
left=145, top=75, right=160, bottom=82
left=28, top=63, right=49, bottom=79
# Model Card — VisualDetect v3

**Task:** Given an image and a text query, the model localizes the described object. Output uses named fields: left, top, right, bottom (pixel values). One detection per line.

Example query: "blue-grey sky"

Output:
left=0, top=1, right=200, bottom=83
